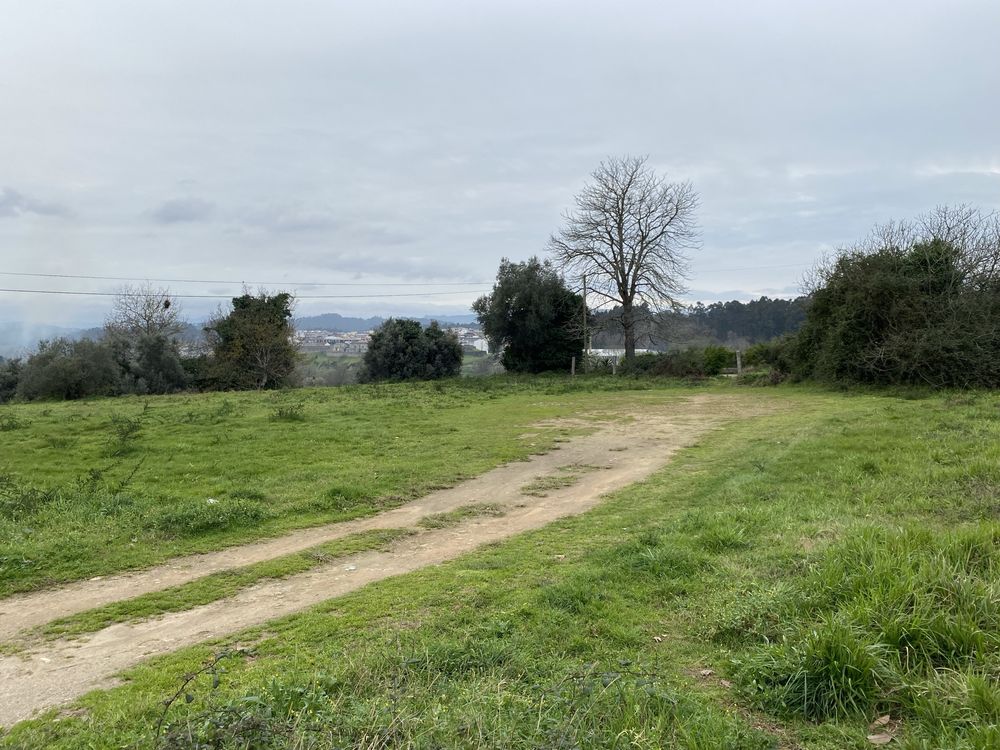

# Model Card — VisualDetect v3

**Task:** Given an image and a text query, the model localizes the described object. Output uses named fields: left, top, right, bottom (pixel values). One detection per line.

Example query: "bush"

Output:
left=130, top=334, right=189, bottom=394
left=0, top=358, right=21, bottom=403
left=358, top=319, right=462, bottom=383
left=743, top=337, right=795, bottom=373
left=702, top=345, right=733, bottom=376
left=16, top=338, right=123, bottom=401
left=619, top=347, right=735, bottom=378
left=735, top=369, right=787, bottom=387
left=791, top=207, right=1000, bottom=387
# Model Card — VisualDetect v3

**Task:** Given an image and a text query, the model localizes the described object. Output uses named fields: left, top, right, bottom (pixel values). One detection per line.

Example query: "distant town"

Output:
left=294, top=326, right=489, bottom=356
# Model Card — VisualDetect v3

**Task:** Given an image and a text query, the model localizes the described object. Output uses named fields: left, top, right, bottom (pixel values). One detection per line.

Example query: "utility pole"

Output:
left=582, top=273, right=588, bottom=358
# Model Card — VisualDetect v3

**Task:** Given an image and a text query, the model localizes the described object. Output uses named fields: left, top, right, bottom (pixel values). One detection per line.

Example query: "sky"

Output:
left=2, top=0, right=998, bottom=336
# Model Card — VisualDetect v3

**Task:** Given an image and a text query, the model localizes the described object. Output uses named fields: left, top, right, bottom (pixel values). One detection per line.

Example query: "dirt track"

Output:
left=0, top=394, right=769, bottom=727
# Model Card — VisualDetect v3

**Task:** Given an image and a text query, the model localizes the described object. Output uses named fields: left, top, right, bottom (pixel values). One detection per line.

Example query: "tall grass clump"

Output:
left=734, top=523, right=1000, bottom=738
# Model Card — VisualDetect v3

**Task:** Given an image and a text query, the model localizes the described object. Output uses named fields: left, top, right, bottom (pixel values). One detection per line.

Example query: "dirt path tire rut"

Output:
left=0, top=394, right=769, bottom=727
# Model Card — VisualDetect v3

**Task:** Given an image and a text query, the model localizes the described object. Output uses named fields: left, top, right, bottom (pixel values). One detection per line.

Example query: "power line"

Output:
left=0, top=270, right=491, bottom=287
left=0, top=287, right=489, bottom=300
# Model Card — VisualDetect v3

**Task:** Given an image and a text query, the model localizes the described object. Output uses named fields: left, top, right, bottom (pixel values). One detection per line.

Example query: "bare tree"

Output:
left=104, top=283, right=184, bottom=340
left=548, top=155, right=699, bottom=359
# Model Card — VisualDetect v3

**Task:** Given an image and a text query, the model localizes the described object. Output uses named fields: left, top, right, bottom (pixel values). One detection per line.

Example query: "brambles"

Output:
left=792, top=206, right=1000, bottom=387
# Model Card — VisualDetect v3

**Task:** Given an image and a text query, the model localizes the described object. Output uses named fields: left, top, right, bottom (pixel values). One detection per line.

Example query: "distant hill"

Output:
left=0, top=322, right=83, bottom=357
left=294, top=312, right=478, bottom=331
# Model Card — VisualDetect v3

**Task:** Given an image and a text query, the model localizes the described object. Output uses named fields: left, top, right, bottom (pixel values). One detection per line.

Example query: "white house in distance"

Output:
left=446, top=327, right=488, bottom=353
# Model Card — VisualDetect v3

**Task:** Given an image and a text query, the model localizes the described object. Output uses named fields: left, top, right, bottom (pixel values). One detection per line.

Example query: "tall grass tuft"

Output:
left=733, top=523, right=1000, bottom=739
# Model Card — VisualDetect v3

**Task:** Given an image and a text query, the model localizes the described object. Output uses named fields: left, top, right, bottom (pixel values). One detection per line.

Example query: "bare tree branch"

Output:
left=104, top=283, right=183, bottom=340
left=548, top=155, right=699, bottom=358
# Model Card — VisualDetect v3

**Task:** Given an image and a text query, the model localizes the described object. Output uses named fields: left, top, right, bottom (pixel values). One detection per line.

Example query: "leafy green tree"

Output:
left=473, top=257, right=585, bottom=373
left=358, top=319, right=462, bottom=383
left=206, top=292, right=298, bottom=390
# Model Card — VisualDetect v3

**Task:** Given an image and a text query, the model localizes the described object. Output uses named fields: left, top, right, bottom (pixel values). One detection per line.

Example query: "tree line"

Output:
left=2, top=155, right=994, bottom=399
left=0, top=289, right=300, bottom=402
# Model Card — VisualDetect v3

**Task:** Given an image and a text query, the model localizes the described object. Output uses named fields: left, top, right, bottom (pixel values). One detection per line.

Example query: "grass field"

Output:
left=2, top=380, right=999, bottom=748
left=0, top=377, right=684, bottom=596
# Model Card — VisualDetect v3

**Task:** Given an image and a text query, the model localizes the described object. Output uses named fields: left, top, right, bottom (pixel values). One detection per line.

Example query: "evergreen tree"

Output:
left=358, top=319, right=462, bottom=382
left=473, top=257, right=584, bottom=373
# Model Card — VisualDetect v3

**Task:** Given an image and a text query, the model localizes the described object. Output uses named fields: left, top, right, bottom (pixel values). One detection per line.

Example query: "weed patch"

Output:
left=417, top=503, right=506, bottom=529
left=269, top=404, right=306, bottom=422
left=150, top=497, right=273, bottom=535
left=0, top=412, right=30, bottom=431
left=521, top=464, right=601, bottom=497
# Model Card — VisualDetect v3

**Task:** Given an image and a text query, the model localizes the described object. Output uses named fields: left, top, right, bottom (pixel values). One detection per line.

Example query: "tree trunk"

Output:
left=622, top=303, right=636, bottom=360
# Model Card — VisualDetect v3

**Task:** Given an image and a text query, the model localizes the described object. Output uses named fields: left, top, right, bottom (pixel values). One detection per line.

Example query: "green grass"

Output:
left=521, top=463, right=604, bottom=497
left=4, top=384, right=999, bottom=748
left=0, top=376, right=688, bottom=596
left=33, top=528, right=414, bottom=641
left=417, top=504, right=506, bottom=529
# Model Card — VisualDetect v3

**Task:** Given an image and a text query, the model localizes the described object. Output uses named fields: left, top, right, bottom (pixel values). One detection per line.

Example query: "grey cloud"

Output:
left=2, top=0, right=998, bottom=325
left=239, top=204, right=339, bottom=234
left=149, top=197, right=215, bottom=224
left=0, top=187, right=69, bottom=218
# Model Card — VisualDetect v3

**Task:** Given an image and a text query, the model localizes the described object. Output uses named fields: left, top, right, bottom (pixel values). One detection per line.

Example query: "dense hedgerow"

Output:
left=789, top=206, right=1000, bottom=388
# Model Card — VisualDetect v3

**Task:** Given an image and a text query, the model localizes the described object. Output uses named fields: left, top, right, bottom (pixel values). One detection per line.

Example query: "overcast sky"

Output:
left=2, top=0, right=998, bottom=331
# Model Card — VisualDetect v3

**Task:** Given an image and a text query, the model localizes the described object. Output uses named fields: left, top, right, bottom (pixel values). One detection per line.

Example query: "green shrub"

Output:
left=790, top=208, right=1000, bottom=387
left=17, top=338, right=123, bottom=401
left=743, top=337, right=795, bottom=373
left=701, top=345, right=733, bottom=376
left=0, top=357, right=21, bottom=403
left=619, top=348, right=710, bottom=378
left=358, top=319, right=463, bottom=383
